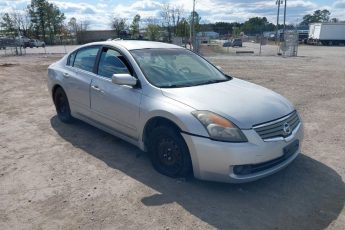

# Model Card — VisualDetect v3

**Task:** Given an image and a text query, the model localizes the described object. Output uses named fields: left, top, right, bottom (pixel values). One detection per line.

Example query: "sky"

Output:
left=1, top=0, right=344, bottom=29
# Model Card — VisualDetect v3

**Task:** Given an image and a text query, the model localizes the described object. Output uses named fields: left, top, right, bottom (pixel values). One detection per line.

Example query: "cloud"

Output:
left=81, top=7, right=96, bottom=15
left=112, top=0, right=163, bottom=19
left=0, top=0, right=30, bottom=14
left=49, top=1, right=111, bottom=29
left=333, top=0, right=345, bottom=8
left=164, top=0, right=321, bottom=24
left=131, top=0, right=162, bottom=11
left=3, top=0, right=29, bottom=3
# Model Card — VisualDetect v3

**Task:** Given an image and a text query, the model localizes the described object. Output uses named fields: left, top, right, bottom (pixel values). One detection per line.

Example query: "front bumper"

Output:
left=182, top=123, right=303, bottom=183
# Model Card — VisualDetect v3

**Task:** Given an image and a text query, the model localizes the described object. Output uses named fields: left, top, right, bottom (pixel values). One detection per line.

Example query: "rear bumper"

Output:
left=182, top=123, right=303, bottom=183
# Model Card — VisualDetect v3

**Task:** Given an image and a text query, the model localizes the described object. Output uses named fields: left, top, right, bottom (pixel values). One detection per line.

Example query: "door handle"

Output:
left=63, top=72, right=70, bottom=78
left=91, top=85, right=104, bottom=94
left=91, top=85, right=100, bottom=91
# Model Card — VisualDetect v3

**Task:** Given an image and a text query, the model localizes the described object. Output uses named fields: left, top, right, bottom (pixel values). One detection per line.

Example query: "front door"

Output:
left=90, top=47, right=142, bottom=139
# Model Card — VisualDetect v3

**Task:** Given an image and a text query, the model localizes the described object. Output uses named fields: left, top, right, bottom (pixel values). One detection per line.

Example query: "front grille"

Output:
left=253, top=111, right=300, bottom=140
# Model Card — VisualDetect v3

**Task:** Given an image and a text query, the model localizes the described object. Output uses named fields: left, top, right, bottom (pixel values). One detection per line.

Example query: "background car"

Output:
left=15, top=36, right=32, bottom=48
left=48, top=40, right=303, bottom=183
left=0, top=37, right=6, bottom=49
left=30, top=39, right=45, bottom=48
left=223, top=38, right=243, bottom=47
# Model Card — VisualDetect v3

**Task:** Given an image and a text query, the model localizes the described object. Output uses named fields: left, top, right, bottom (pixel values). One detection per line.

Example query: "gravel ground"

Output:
left=0, top=45, right=344, bottom=230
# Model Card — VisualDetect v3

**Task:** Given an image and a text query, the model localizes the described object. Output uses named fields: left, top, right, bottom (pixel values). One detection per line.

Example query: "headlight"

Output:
left=192, top=111, right=248, bottom=142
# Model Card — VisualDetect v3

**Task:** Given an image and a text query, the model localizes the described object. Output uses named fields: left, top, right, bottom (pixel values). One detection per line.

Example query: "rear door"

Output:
left=63, top=46, right=100, bottom=116
left=90, top=46, right=142, bottom=139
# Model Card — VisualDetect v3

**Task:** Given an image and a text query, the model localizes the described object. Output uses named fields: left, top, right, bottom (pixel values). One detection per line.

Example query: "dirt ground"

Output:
left=0, top=45, right=345, bottom=230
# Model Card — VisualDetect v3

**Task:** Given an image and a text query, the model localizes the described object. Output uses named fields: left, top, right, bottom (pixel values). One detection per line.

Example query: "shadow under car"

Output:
left=50, top=116, right=345, bottom=230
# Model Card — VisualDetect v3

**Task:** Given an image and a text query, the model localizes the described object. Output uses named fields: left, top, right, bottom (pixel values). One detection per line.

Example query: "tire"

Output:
left=54, top=87, right=73, bottom=123
left=148, top=126, right=192, bottom=178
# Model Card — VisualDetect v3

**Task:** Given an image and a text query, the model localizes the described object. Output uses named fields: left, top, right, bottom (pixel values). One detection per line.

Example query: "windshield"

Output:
left=130, top=48, right=230, bottom=88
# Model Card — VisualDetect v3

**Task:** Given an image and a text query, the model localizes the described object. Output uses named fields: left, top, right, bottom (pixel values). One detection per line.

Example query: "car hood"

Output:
left=161, top=78, right=294, bottom=129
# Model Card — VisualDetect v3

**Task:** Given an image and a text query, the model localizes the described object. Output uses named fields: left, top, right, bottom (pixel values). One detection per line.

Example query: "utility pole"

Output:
left=275, top=0, right=281, bottom=45
left=17, top=27, right=22, bottom=56
left=191, top=0, right=196, bottom=51
left=189, top=14, right=192, bottom=50
left=283, top=0, right=287, bottom=34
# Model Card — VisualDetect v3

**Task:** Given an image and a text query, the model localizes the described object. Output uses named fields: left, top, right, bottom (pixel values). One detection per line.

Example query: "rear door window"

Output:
left=73, top=46, right=100, bottom=72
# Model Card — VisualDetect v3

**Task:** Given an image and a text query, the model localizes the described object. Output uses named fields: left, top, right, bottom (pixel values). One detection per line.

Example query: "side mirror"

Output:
left=112, top=73, right=137, bottom=86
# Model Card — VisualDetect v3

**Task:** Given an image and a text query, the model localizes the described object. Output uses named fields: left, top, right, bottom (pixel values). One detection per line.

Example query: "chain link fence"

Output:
left=0, top=37, right=78, bottom=57
left=1, top=36, right=299, bottom=58
left=280, top=31, right=299, bottom=57
left=199, top=34, right=300, bottom=57
left=200, top=39, right=275, bottom=56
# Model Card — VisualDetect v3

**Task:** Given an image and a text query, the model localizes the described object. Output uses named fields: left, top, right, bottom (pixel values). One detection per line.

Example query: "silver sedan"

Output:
left=47, top=40, right=303, bottom=183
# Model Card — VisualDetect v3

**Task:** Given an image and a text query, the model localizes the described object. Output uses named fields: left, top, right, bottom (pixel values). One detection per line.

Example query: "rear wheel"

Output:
left=148, top=126, right=192, bottom=178
left=54, top=87, right=73, bottom=123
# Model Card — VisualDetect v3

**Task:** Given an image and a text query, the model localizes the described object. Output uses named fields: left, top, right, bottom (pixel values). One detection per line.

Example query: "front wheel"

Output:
left=148, top=126, right=193, bottom=178
left=54, top=87, right=73, bottom=123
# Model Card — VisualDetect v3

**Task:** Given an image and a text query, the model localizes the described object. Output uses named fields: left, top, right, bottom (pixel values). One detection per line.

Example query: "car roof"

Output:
left=87, top=40, right=184, bottom=51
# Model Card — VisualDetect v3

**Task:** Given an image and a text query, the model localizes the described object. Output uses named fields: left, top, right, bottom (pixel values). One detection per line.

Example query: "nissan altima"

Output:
left=47, top=40, right=303, bottom=183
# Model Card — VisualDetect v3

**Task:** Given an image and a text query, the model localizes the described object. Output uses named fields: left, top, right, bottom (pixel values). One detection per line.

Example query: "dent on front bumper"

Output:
left=182, top=123, right=304, bottom=183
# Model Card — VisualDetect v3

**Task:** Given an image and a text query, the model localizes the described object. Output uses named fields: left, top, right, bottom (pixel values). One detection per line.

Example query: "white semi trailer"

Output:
left=308, top=23, right=345, bottom=45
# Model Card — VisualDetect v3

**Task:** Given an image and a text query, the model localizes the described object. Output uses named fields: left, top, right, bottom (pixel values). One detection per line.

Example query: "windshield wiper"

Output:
left=160, top=78, right=230, bottom=88
left=193, top=79, right=228, bottom=86
left=161, top=83, right=194, bottom=88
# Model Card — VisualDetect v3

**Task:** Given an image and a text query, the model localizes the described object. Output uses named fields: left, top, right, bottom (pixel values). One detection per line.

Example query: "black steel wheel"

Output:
left=148, top=126, right=192, bottom=178
left=54, top=87, right=73, bottom=123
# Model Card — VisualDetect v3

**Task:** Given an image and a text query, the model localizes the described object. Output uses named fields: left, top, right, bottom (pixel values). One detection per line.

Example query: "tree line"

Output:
left=111, top=6, right=341, bottom=41
left=0, top=0, right=66, bottom=44
left=111, top=13, right=286, bottom=41
left=110, top=4, right=198, bottom=41
left=300, top=9, right=341, bottom=26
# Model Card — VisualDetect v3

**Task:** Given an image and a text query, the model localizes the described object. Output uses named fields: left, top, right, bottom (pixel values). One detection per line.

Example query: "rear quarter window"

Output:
left=67, top=52, right=76, bottom=66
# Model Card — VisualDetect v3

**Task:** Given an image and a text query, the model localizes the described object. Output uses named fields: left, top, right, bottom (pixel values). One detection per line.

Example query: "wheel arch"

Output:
left=142, top=116, right=195, bottom=177
left=139, top=107, right=209, bottom=151
left=142, top=116, right=182, bottom=148
left=52, top=84, right=64, bottom=102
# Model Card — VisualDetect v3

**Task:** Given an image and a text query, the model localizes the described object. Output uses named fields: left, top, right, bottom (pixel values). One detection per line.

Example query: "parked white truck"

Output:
left=308, top=23, right=345, bottom=45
